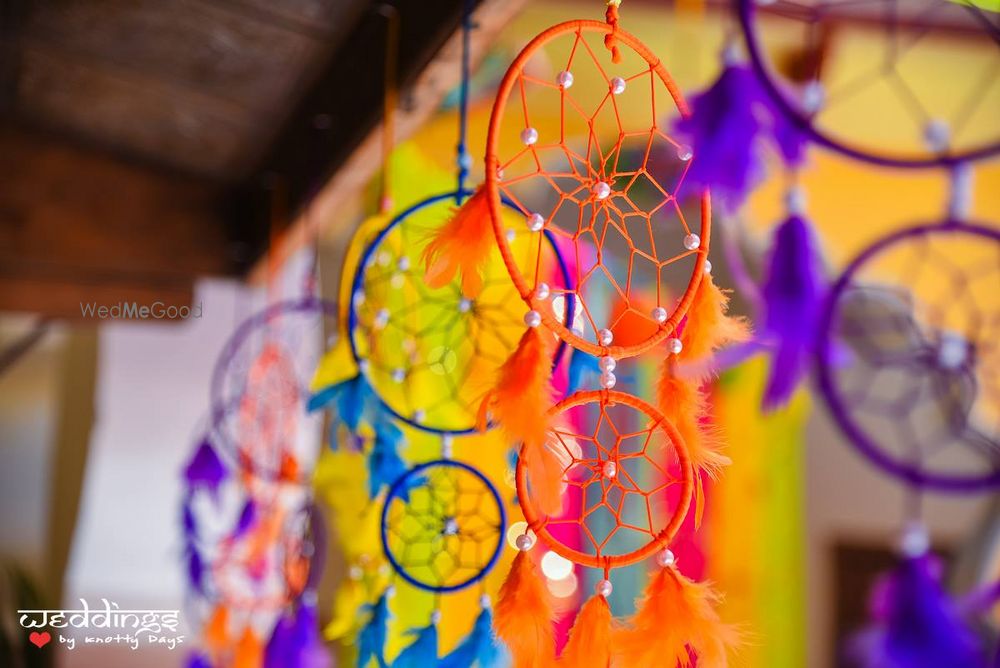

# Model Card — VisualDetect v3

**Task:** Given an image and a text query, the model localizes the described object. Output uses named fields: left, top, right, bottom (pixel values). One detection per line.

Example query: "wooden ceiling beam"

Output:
left=0, top=123, right=243, bottom=319
left=240, top=0, right=528, bottom=281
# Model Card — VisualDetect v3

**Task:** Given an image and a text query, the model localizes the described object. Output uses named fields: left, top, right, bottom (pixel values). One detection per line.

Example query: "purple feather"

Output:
left=185, top=544, right=205, bottom=595
left=232, top=499, right=257, bottom=539
left=184, top=439, right=227, bottom=496
left=186, top=652, right=213, bottom=668
left=848, top=555, right=987, bottom=668
left=264, top=611, right=296, bottom=668
left=672, top=62, right=771, bottom=214
left=293, top=601, right=332, bottom=668
left=761, top=214, right=825, bottom=411
left=182, top=496, right=197, bottom=541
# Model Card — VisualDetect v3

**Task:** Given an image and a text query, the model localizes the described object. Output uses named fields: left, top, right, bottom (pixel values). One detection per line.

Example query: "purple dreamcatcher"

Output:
left=736, top=0, right=1000, bottom=168
left=814, top=216, right=1000, bottom=665
left=815, top=220, right=1000, bottom=492
left=182, top=296, right=336, bottom=668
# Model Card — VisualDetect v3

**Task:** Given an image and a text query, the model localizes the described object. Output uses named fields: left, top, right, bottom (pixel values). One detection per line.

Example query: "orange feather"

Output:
left=615, top=566, right=740, bottom=668
left=558, top=595, right=613, bottom=668
left=656, top=358, right=729, bottom=527
left=232, top=627, right=264, bottom=668
left=681, top=273, right=750, bottom=363
left=422, top=186, right=494, bottom=298
left=481, top=327, right=563, bottom=515
left=203, top=604, right=231, bottom=654
left=657, top=360, right=729, bottom=476
left=495, top=551, right=556, bottom=668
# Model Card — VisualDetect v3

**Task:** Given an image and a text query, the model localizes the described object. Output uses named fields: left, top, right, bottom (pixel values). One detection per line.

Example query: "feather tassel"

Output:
left=440, top=604, right=510, bottom=668
left=186, top=653, right=212, bottom=668
left=264, top=612, right=296, bottom=668
left=761, top=214, right=825, bottom=411
left=204, top=604, right=231, bottom=655
left=293, top=601, right=332, bottom=668
left=367, top=419, right=408, bottom=499
left=232, top=498, right=257, bottom=539
left=656, top=358, right=728, bottom=527
left=495, top=551, right=555, bottom=668
left=671, top=60, right=772, bottom=214
left=357, top=593, right=391, bottom=668
left=233, top=627, right=264, bottom=668
left=307, top=374, right=377, bottom=435
left=186, top=544, right=206, bottom=594
left=481, top=327, right=563, bottom=515
left=615, top=565, right=739, bottom=668
left=848, top=554, right=986, bottom=668
left=558, top=595, right=612, bottom=668
left=392, top=620, right=438, bottom=668
left=680, top=273, right=750, bottom=364
left=184, top=439, right=228, bottom=497
left=422, top=186, right=494, bottom=298
left=567, top=349, right=601, bottom=394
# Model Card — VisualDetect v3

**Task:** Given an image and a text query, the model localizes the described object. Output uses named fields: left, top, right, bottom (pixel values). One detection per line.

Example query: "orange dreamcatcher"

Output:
left=422, top=2, right=747, bottom=666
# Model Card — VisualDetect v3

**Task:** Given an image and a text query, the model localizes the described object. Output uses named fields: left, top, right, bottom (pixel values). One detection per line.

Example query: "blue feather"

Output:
left=392, top=622, right=438, bottom=668
left=357, top=594, right=390, bottom=668
left=567, top=350, right=601, bottom=394
left=367, top=420, right=408, bottom=499
left=307, top=375, right=378, bottom=433
left=440, top=607, right=510, bottom=668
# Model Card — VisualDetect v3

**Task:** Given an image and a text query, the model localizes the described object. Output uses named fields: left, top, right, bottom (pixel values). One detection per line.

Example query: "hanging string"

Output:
left=604, top=0, right=622, bottom=64
left=266, top=175, right=287, bottom=308
left=456, top=0, right=474, bottom=200
left=380, top=4, right=401, bottom=214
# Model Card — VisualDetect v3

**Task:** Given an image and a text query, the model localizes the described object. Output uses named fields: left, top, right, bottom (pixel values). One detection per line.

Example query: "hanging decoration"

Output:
left=434, top=2, right=750, bottom=663
left=183, top=296, right=335, bottom=668
left=815, top=218, right=1000, bottom=492
left=737, top=0, right=1000, bottom=167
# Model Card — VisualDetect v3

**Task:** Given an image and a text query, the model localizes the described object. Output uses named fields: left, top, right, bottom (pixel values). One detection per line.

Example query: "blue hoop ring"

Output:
left=347, top=189, right=575, bottom=435
left=380, top=459, right=507, bottom=593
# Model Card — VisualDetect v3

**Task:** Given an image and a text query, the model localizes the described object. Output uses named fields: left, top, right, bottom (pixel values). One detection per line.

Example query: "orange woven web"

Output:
left=486, top=21, right=710, bottom=359
left=516, top=390, right=693, bottom=570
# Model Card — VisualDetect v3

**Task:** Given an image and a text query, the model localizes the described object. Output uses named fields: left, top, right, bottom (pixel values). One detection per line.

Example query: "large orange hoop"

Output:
left=486, top=20, right=711, bottom=359
left=515, top=389, right=694, bottom=571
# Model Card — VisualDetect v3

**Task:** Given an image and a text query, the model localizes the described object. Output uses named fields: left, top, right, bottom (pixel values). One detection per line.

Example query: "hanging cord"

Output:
left=380, top=4, right=401, bottom=214
left=455, top=0, right=474, bottom=199
left=266, top=175, right=287, bottom=307
left=604, top=0, right=622, bottom=64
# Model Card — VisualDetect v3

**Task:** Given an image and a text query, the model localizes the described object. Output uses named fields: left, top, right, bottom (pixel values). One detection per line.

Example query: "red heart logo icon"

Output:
left=29, top=631, right=51, bottom=648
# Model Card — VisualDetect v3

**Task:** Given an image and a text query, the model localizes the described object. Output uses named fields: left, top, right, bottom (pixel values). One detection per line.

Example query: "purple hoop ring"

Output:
left=737, top=0, right=1000, bottom=168
left=209, top=296, right=337, bottom=479
left=815, top=220, right=1000, bottom=492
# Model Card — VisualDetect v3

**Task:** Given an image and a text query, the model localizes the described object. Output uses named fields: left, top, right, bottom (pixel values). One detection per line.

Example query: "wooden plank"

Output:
left=247, top=0, right=528, bottom=281
left=0, top=123, right=241, bottom=319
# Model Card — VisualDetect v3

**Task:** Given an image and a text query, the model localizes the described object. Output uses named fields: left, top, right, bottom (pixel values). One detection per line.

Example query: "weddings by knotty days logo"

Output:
left=18, top=598, right=185, bottom=651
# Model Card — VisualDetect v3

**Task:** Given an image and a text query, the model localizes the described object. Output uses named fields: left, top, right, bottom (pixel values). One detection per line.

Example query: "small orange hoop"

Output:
left=486, top=20, right=711, bottom=359
left=515, top=389, right=694, bottom=570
